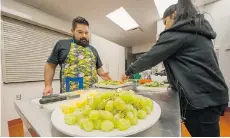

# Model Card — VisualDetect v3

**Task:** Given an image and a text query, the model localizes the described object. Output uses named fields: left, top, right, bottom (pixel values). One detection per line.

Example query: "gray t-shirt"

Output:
left=47, top=39, right=103, bottom=69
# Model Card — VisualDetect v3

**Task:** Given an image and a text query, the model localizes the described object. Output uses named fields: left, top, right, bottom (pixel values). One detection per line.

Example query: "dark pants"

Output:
left=183, top=104, right=228, bottom=137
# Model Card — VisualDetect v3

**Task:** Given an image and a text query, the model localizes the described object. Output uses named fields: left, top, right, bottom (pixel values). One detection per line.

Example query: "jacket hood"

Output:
left=162, top=16, right=217, bottom=39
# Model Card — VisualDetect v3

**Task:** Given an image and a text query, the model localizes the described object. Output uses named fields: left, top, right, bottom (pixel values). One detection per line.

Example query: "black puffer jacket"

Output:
left=125, top=17, right=229, bottom=109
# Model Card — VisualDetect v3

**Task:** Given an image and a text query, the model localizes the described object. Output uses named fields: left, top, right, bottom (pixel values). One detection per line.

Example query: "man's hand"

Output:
left=43, top=85, right=53, bottom=96
left=121, top=73, right=129, bottom=82
left=97, top=67, right=112, bottom=80
left=100, top=72, right=112, bottom=80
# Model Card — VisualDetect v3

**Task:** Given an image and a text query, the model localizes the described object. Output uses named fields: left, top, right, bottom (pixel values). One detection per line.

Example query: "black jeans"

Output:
left=183, top=104, right=228, bottom=137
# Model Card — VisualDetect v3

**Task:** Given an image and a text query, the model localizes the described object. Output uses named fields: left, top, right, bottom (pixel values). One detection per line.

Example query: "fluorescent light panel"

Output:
left=154, top=0, right=178, bottom=18
left=106, top=7, right=139, bottom=31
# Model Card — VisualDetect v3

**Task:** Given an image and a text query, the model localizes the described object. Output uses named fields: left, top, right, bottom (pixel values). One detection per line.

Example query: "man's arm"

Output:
left=97, top=67, right=104, bottom=76
left=43, top=41, right=60, bottom=95
left=44, top=63, right=57, bottom=87
left=90, top=46, right=112, bottom=80
left=97, top=67, right=111, bottom=80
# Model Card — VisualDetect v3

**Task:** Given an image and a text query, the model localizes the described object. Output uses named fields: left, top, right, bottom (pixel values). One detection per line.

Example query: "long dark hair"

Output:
left=163, top=0, right=203, bottom=25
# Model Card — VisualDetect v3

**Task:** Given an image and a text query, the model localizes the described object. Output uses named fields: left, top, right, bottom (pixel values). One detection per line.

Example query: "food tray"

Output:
left=94, top=82, right=133, bottom=89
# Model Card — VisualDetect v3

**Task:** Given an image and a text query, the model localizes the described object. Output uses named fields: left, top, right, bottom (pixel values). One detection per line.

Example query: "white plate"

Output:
left=94, top=82, right=133, bottom=89
left=51, top=101, right=161, bottom=137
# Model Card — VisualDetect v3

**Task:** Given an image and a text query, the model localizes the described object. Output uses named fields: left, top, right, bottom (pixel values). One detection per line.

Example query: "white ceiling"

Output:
left=14, top=0, right=218, bottom=47
left=193, top=0, right=219, bottom=7
left=14, top=0, right=159, bottom=47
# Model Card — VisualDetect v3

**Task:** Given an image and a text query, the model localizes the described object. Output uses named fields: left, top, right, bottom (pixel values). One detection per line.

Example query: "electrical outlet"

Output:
left=16, top=95, right=21, bottom=100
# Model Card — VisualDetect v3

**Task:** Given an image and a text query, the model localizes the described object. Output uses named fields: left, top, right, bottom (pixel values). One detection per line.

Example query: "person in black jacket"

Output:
left=122, top=0, right=229, bottom=136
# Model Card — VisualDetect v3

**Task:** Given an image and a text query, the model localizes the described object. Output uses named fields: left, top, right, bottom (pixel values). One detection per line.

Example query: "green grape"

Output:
left=130, top=116, right=138, bottom=125
left=146, top=98, right=152, bottom=104
left=83, top=119, right=94, bottom=132
left=118, top=91, right=135, bottom=103
left=93, top=93, right=103, bottom=107
left=64, top=114, right=77, bottom=125
left=82, top=105, right=91, bottom=116
left=132, top=96, right=141, bottom=109
left=143, top=106, right=151, bottom=115
left=146, top=98, right=153, bottom=111
left=72, top=110, right=83, bottom=123
left=125, top=111, right=134, bottom=121
left=96, top=99, right=106, bottom=110
left=112, top=108, right=119, bottom=115
left=113, top=113, right=122, bottom=127
left=89, top=110, right=100, bottom=120
left=101, top=91, right=115, bottom=100
left=78, top=118, right=87, bottom=129
left=130, top=107, right=138, bottom=117
left=126, top=104, right=134, bottom=111
left=117, top=118, right=131, bottom=131
left=133, top=95, right=148, bottom=110
left=87, top=93, right=102, bottom=110
left=140, top=98, right=148, bottom=107
left=114, top=97, right=126, bottom=111
left=100, top=110, right=114, bottom=121
left=114, top=113, right=121, bottom=120
left=105, top=100, right=114, bottom=112
left=137, top=95, right=148, bottom=107
left=126, top=104, right=134, bottom=110
left=87, top=96, right=96, bottom=109
left=137, top=110, right=147, bottom=119
left=149, top=104, right=153, bottom=111
left=93, top=119, right=102, bottom=130
left=100, top=120, right=114, bottom=132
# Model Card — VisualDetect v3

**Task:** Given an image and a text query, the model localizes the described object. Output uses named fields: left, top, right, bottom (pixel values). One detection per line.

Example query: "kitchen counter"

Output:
left=14, top=86, right=181, bottom=137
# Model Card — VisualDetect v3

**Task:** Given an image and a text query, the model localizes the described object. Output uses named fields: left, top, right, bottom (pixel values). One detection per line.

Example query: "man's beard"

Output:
left=73, top=36, right=89, bottom=47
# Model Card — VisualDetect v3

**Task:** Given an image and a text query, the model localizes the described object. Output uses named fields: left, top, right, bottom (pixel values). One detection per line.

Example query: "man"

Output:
left=43, top=16, right=111, bottom=95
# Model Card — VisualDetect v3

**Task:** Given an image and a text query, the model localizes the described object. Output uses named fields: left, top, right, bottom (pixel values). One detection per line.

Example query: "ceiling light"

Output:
left=154, top=0, right=178, bottom=18
left=106, top=7, right=139, bottom=31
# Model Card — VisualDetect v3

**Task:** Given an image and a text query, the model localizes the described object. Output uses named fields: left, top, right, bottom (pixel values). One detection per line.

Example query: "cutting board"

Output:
left=31, top=90, right=93, bottom=111
left=31, top=98, right=78, bottom=111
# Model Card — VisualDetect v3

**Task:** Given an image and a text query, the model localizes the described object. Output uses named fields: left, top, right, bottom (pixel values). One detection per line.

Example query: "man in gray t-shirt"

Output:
left=43, top=16, right=111, bottom=95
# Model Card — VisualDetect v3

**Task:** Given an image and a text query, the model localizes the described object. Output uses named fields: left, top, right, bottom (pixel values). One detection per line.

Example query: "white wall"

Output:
left=204, top=0, right=230, bottom=106
left=132, top=42, right=154, bottom=54
left=1, top=0, right=125, bottom=136
left=204, top=0, right=230, bottom=48
left=157, top=20, right=164, bottom=36
left=91, top=34, right=125, bottom=80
